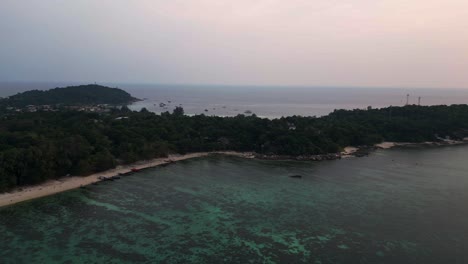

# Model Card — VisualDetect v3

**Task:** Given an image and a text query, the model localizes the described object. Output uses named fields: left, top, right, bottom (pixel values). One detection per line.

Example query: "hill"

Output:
left=1, top=85, right=138, bottom=107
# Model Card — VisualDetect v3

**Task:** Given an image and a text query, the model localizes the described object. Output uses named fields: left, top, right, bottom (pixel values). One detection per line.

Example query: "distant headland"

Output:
left=0, top=84, right=139, bottom=112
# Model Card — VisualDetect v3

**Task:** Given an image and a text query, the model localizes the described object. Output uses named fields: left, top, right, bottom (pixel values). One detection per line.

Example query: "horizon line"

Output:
left=0, top=80, right=467, bottom=91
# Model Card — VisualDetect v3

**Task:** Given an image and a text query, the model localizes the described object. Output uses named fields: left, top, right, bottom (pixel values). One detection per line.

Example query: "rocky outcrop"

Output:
left=254, top=153, right=341, bottom=161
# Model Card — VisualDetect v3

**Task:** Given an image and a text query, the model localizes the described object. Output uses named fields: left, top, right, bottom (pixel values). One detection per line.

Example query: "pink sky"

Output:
left=1, top=0, right=467, bottom=88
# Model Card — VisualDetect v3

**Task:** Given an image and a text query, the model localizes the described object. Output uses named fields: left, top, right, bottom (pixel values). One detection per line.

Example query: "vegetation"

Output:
left=0, top=84, right=138, bottom=108
left=1, top=100, right=468, bottom=191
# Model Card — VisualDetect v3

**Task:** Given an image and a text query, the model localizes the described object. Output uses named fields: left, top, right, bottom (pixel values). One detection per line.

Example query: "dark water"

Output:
left=2, top=82, right=468, bottom=118
left=1, top=146, right=468, bottom=263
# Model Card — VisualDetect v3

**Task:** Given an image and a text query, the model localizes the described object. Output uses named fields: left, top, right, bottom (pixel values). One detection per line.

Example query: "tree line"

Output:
left=1, top=104, right=468, bottom=191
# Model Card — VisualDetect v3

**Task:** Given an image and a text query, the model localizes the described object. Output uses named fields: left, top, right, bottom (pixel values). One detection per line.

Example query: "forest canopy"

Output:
left=1, top=103, right=468, bottom=191
left=0, top=85, right=138, bottom=107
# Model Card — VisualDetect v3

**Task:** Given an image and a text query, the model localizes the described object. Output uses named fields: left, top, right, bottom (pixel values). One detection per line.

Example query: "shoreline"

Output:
left=375, top=139, right=468, bottom=150
left=0, top=151, right=253, bottom=208
left=2, top=140, right=468, bottom=208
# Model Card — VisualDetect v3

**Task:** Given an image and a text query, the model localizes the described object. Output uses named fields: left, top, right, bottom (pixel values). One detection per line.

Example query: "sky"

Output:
left=0, top=0, right=467, bottom=89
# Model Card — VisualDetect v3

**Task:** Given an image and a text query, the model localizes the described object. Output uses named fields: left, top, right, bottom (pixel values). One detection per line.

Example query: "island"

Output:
left=0, top=84, right=139, bottom=112
left=0, top=86, right=468, bottom=198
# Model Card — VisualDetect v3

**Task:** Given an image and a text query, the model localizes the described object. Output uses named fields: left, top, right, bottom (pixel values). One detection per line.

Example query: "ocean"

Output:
left=1, top=145, right=468, bottom=263
left=1, top=82, right=468, bottom=118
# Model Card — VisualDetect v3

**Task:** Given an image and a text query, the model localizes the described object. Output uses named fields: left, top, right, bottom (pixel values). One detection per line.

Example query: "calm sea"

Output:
left=1, top=145, right=468, bottom=263
left=1, top=82, right=468, bottom=117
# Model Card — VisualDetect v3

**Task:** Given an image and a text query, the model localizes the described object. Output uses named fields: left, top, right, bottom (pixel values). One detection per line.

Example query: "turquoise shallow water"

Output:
left=1, top=146, right=468, bottom=263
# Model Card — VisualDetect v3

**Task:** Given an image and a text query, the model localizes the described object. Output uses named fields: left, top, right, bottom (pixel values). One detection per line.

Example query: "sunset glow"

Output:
left=1, top=0, right=467, bottom=88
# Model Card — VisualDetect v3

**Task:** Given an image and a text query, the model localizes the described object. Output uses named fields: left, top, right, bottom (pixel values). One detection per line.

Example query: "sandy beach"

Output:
left=341, top=146, right=359, bottom=158
left=0, top=151, right=253, bottom=208
left=375, top=139, right=468, bottom=150
left=375, top=142, right=398, bottom=149
left=3, top=139, right=468, bottom=208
